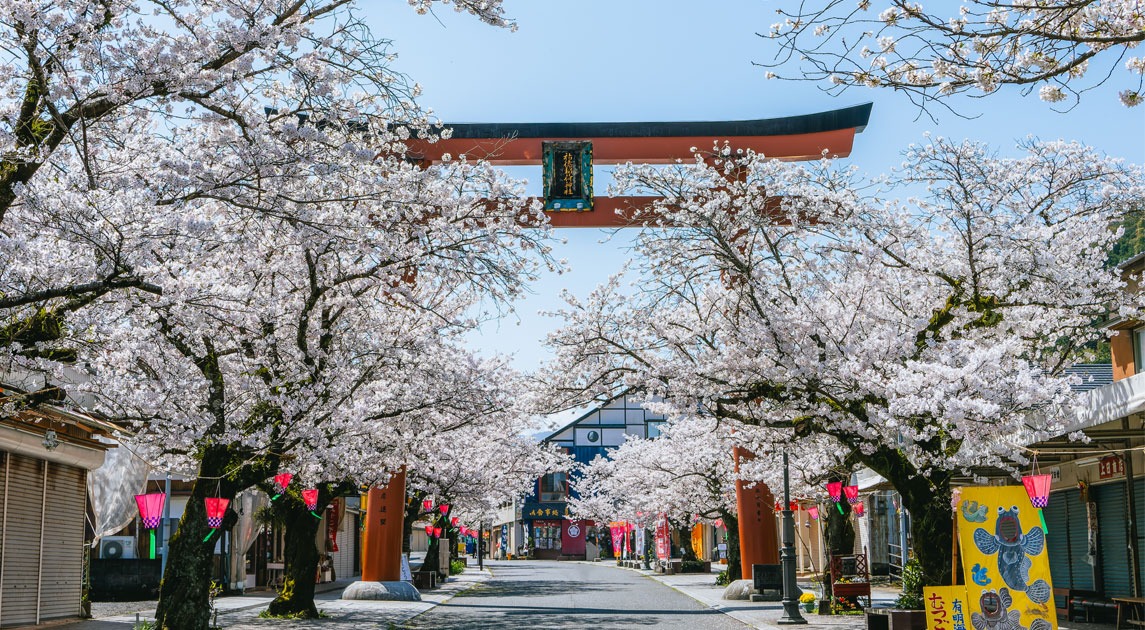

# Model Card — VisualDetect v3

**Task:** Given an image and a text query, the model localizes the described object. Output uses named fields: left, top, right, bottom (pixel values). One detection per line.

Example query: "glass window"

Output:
left=540, top=472, right=567, bottom=502
left=1135, top=328, right=1145, bottom=373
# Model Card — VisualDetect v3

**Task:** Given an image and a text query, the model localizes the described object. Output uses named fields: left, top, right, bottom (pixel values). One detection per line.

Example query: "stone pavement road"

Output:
left=399, top=559, right=749, bottom=629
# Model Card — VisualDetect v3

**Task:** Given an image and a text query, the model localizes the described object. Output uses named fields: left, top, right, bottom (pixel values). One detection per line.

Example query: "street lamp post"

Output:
left=777, top=450, right=807, bottom=624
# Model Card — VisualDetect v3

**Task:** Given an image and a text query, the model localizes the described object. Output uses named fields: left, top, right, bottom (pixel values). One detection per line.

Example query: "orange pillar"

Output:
left=360, top=468, right=406, bottom=581
left=733, top=447, right=779, bottom=580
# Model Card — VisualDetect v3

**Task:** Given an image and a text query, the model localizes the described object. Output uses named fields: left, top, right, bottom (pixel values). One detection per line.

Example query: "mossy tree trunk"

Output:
left=863, top=447, right=953, bottom=587
left=154, top=444, right=272, bottom=630
left=266, top=482, right=358, bottom=617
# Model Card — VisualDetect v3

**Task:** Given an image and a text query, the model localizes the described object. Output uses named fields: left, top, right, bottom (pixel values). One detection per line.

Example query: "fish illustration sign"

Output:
left=957, top=486, right=1056, bottom=630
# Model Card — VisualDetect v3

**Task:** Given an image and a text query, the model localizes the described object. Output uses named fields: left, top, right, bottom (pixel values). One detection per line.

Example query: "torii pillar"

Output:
left=733, top=447, right=780, bottom=579
left=342, top=469, right=418, bottom=600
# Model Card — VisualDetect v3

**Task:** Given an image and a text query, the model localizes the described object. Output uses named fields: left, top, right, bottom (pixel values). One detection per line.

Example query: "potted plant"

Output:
left=888, top=559, right=926, bottom=630
left=800, top=591, right=817, bottom=613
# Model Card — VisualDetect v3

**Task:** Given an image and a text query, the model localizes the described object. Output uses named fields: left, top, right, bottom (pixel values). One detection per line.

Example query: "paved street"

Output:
left=400, top=560, right=748, bottom=629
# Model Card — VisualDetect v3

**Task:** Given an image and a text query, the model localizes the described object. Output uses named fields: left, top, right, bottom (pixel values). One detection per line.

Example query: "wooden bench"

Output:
left=1069, top=592, right=1117, bottom=623
left=411, top=571, right=437, bottom=590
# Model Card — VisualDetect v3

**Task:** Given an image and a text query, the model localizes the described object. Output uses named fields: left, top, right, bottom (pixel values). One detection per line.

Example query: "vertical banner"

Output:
left=609, top=522, right=625, bottom=558
left=957, top=486, right=1056, bottom=630
left=655, top=514, right=671, bottom=560
left=634, top=527, right=645, bottom=558
left=924, top=587, right=969, bottom=630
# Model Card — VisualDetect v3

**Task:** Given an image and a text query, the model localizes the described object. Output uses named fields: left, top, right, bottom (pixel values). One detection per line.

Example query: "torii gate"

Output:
left=360, top=103, right=872, bottom=584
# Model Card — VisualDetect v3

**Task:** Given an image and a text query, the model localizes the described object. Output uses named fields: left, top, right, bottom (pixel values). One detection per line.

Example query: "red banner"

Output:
left=655, top=514, right=671, bottom=560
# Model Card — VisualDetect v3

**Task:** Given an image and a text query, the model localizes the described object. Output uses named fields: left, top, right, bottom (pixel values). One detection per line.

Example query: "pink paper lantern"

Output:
left=451, top=517, right=459, bottom=527
left=854, top=503, right=865, bottom=517
left=205, top=497, right=230, bottom=528
left=135, top=493, right=165, bottom=529
left=1022, top=474, right=1052, bottom=508
left=273, top=473, right=293, bottom=493
left=425, top=524, right=434, bottom=535
left=301, top=488, right=319, bottom=511
left=808, top=506, right=820, bottom=520
left=439, top=504, right=450, bottom=514
left=433, top=526, right=442, bottom=538
left=844, top=485, right=860, bottom=504
left=826, top=481, right=843, bottom=503
left=422, top=499, right=433, bottom=511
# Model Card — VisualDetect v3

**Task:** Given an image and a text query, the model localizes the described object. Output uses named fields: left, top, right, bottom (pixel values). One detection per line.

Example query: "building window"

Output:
left=647, top=421, right=664, bottom=438
left=540, top=472, right=568, bottom=502
left=1135, top=327, right=1145, bottom=373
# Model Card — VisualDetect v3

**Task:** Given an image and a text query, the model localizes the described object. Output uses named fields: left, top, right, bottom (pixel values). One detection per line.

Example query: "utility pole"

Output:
left=778, top=450, right=807, bottom=624
left=160, top=473, right=171, bottom=575
left=478, top=523, right=484, bottom=571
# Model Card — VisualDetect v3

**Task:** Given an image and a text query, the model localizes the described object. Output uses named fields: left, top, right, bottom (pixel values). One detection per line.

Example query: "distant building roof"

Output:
left=1064, top=363, right=1113, bottom=392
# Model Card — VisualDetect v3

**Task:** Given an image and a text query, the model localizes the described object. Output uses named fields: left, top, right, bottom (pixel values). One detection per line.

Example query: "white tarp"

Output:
left=87, top=446, right=150, bottom=543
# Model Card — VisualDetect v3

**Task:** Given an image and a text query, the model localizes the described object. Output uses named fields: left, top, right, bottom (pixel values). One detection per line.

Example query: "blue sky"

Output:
left=363, top=0, right=1145, bottom=376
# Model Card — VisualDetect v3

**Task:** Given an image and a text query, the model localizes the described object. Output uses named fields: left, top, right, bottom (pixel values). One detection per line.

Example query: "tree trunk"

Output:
left=265, top=493, right=325, bottom=618
left=863, top=448, right=953, bottom=587
left=720, top=510, right=741, bottom=581
left=154, top=445, right=261, bottom=630
left=677, top=526, right=698, bottom=561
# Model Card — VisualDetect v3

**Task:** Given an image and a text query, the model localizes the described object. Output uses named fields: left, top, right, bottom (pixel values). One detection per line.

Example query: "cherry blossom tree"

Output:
left=763, top=0, right=1145, bottom=109
left=538, top=138, right=1145, bottom=586
left=0, top=0, right=512, bottom=400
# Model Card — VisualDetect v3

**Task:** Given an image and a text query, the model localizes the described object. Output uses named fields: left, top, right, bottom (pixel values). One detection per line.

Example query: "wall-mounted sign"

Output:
left=542, top=141, right=593, bottom=211
left=1098, top=455, right=1125, bottom=480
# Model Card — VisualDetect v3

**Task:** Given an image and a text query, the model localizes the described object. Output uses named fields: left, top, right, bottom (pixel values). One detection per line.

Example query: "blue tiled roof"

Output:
left=1064, top=363, right=1113, bottom=392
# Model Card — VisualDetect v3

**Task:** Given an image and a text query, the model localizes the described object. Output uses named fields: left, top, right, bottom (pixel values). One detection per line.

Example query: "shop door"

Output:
left=1094, top=482, right=1132, bottom=597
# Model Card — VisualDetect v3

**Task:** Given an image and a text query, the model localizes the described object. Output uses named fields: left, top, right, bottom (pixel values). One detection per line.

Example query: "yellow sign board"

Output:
left=923, top=586, right=970, bottom=630
left=957, top=486, right=1056, bottom=630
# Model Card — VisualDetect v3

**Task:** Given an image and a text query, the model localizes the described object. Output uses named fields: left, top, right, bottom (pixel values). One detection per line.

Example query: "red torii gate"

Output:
left=361, top=103, right=872, bottom=583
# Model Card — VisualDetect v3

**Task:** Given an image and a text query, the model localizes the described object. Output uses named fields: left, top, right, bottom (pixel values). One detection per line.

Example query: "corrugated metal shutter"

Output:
left=1065, top=490, right=1096, bottom=590
left=1, top=453, right=44, bottom=627
left=1044, top=490, right=1072, bottom=588
left=1094, top=482, right=1132, bottom=597
left=1137, top=478, right=1145, bottom=597
left=38, top=462, right=85, bottom=621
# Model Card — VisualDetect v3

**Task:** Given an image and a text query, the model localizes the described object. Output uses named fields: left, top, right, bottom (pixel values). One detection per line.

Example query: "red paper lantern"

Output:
left=422, top=499, right=433, bottom=512
left=451, top=517, right=459, bottom=527
left=425, top=524, right=433, bottom=535
left=273, top=473, right=293, bottom=493
left=134, top=493, right=165, bottom=559
left=826, top=481, right=843, bottom=502
left=854, top=503, right=865, bottom=517
left=844, top=485, right=860, bottom=504
left=433, top=526, right=442, bottom=538
left=1022, top=474, right=1052, bottom=508
left=135, top=493, right=165, bottom=529
left=439, top=504, right=450, bottom=514
left=808, top=506, right=820, bottom=520
left=205, top=497, right=230, bottom=528
left=301, top=488, right=319, bottom=511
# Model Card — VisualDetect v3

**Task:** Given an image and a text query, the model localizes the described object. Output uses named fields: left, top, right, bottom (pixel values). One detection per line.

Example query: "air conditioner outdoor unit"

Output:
left=100, top=536, right=136, bottom=559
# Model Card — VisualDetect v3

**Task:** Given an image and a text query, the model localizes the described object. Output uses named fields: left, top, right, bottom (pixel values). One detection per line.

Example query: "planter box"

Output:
left=868, top=608, right=925, bottom=630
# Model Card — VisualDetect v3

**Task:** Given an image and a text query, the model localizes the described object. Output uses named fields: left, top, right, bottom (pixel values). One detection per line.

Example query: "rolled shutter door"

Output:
left=38, top=462, right=86, bottom=621
left=0, top=453, right=44, bottom=627
left=1044, top=489, right=1072, bottom=588
left=1065, top=490, right=1096, bottom=591
left=1094, top=482, right=1132, bottom=597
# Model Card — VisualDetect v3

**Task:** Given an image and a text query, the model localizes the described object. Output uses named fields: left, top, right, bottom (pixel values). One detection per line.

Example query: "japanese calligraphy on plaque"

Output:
left=542, top=141, right=593, bottom=211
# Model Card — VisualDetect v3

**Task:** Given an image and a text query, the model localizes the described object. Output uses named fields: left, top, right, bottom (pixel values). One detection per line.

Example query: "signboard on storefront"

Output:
left=1098, top=455, right=1125, bottom=479
left=520, top=502, right=569, bottom=520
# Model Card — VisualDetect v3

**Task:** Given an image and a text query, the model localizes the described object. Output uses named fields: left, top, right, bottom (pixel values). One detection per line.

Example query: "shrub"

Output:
left=715, top=569, right=731, bottom=586
left=895, top=558, right=924, bottom=610
left=449, top=559, right=466, bottom=575
left=681, top=560, right=707, bottom=573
